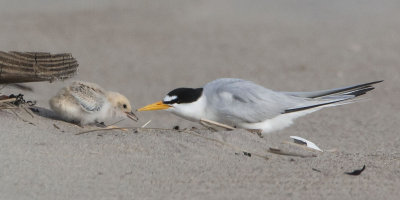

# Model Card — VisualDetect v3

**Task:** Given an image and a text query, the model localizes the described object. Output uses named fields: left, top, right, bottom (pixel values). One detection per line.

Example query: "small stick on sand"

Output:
left=106, top=125, right=128, bottom=131
left=200, top=118, right=235, bottom=131
left=200, top=118, right=264, bottom=138
left=0, top=98, right=17, bottom=104
left=108, top=119, right=126, bottom=126
left=75, top=127, right=138, bottom=135
left=53, top=124, right=60, bottom=129
left=141, top=120, right=152, bottom=128
left=268, top=148, right=316, bottom=158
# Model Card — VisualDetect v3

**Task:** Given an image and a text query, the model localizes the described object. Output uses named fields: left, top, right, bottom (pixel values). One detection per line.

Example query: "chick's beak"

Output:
left=137, top=101, right=171, bottom=111
left=125, top=111, right=139, bottom=121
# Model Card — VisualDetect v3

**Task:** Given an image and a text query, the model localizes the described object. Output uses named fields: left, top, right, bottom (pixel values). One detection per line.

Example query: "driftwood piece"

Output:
left=0, top=51, right=78, bottom=84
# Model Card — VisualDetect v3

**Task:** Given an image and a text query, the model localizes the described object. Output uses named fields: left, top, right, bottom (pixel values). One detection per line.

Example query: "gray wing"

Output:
left=204, top=79, right=382, bottom=124
left=69, top=81, right=106, bottom=112
left=204, top=78, right=302, bottom=123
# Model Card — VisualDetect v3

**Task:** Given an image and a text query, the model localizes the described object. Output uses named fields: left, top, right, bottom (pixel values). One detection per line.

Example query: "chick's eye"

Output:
left=123, top=104, right=127, bottom=109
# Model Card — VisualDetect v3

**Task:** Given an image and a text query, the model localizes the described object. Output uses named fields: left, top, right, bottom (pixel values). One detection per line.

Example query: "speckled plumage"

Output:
left=49, top=81, right=137, bottom=125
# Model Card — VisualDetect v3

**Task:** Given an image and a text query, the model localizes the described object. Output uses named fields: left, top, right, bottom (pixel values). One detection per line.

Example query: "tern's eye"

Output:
left=123, top=104, right=127, bottom=109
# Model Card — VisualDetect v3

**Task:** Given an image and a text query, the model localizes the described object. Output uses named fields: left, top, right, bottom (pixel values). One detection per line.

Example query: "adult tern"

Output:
left=138, top=78, right=381, bottom=134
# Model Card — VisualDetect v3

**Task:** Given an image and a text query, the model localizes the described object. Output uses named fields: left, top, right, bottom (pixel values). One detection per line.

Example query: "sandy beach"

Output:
left=1, top=0, right=399, bottom=199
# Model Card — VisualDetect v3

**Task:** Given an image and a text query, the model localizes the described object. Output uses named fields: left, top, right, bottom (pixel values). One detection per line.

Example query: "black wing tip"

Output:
left=367, top=80, right=384, bottom=85
left=283, top=80, right=382, bottom=114
left=347, top=80, right=383, bottom=97
left=349, top=80, right=383, bottom=89
left=346, top=86, right=375, bottom=97
left=307, top=80, right=383, bottom=99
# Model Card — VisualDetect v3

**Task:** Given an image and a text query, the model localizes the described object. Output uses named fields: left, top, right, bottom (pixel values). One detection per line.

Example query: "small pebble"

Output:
left=243, top=152, right=251, bottom=157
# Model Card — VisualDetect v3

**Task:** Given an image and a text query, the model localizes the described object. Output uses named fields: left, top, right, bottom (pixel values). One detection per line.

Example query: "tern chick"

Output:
left=50, top=81, right=138, bottom=125
left=138, top=78, right=382, bottom=134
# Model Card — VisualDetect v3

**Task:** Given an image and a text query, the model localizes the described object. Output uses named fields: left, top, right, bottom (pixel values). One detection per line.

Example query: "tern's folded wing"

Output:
left=204, top=78, right=301, bottom=123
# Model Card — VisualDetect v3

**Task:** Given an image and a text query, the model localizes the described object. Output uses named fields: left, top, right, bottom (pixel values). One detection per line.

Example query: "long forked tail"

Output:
left=283, top=80, right=383, bottom=113
left=283, top=80, right=383, bottom=98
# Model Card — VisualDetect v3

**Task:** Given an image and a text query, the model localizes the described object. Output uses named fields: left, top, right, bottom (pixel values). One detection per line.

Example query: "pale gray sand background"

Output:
left=0, top=0, right=400, bottom=199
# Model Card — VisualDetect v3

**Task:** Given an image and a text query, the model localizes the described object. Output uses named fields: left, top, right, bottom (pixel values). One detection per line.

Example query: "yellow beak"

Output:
left=137, top=101, right=171, bottom=111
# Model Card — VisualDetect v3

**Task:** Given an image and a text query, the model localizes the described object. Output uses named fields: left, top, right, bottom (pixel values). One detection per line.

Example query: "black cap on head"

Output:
left=163, top=88, right=203, bottom=104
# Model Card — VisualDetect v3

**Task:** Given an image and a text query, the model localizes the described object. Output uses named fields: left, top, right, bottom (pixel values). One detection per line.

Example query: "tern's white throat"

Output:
left=167, top=94, right=207, bottom=122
